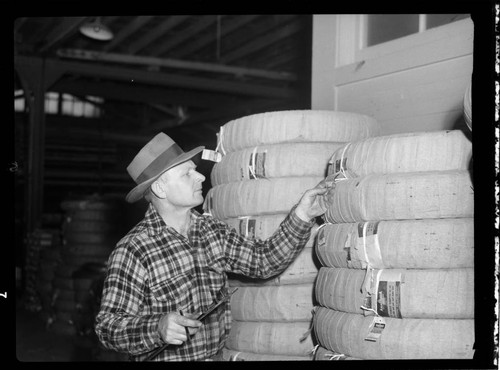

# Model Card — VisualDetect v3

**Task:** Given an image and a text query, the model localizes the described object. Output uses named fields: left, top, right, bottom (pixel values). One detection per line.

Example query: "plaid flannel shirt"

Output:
left=94, top=203, right=313, bottom=361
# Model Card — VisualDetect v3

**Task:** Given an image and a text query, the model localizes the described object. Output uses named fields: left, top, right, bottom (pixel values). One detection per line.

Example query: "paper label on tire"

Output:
left=248, top=151, right=267, bottom=179
left=364, top=316, right=386, bottom=342
left=238, top=217, right=256, bottom=239
left=377, top=280, right=402, bottom=318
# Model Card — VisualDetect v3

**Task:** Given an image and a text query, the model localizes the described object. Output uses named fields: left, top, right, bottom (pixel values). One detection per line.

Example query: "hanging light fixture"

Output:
left=79, top=17, right=113, bottom=41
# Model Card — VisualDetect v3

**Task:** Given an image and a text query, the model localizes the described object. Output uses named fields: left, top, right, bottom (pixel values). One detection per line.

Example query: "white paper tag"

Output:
left=215, top=126, right=227, bottom=156
left=364, top=316, right=386, bottom=342
left=316, top=226, right=326, bottom=249
left=364, top=221, right=383, bottom=268
left=356, top=223, right=370, bottom=269
left=202, top=149, right=222, bottom=162
left=344, top=232, right=353, bottom=267
left=355, top=221, right=383, bottom=269
left=202, top=193, right=213, bottom=215
left=237, top=216, right=256, bottom=238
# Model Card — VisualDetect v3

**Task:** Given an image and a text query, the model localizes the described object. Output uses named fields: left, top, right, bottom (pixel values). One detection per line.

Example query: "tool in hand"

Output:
left=142, top=288, right=238, bottom=361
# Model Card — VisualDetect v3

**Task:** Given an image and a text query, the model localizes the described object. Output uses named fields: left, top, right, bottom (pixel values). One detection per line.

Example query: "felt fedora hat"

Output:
left=125, top=133, right=204, bottom=203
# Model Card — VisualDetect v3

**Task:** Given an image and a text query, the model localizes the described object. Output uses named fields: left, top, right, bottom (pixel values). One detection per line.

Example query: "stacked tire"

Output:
left=202, top=110, right=380, bottom=361
left=50, top=195, right=125, bottom=337
left=312, top=130, right=475, bottom=360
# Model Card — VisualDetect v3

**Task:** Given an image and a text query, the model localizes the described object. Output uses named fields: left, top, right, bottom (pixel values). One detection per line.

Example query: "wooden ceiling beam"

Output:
left=56, top=48, right=297, bottom=81
left=102, top=16, right=156, bottom=52
left=127, top=16, right=189, bottom=54
left=38, top=17, right=89, bottom=53
left=152, top=15, right=217, bottom=57
left=20, top=18, right=58, bottom=45
left=224, top=20, right=302, bottom=63
left=216, top=15, right=294, bottom=60
left=174, top=15, right=260, bottom=58
left=37, top=57, right=297, bottom=99
left=50, top=79, right=241, bottom=108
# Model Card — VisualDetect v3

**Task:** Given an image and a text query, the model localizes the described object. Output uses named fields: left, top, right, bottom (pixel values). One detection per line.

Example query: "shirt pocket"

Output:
left=150, top=272, right=194, bottom=309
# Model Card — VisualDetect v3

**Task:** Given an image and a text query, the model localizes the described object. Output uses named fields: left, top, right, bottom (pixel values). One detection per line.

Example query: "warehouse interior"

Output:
left=12, top=8, right=496, bottom=366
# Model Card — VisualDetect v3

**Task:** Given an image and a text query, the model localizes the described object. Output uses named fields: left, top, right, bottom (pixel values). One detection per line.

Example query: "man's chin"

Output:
left=194, top=195, right=204, bottom=207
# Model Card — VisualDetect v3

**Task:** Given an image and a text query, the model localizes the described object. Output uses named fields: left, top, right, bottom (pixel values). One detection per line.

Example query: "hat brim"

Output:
left=125, top=146, right=205, bottom=203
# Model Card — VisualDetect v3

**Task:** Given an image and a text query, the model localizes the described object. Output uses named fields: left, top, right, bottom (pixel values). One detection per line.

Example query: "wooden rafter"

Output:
left=224, top=20, right=303, bottom=63
left=152, top=15, right=217, bottom=57
left=217, top=15, right=296, bottom=60
left=56, top=49, right=297, bottom=81
left=38, top=17, right=88, bottom=53
left=50, top=79, right=241, bottom=108
left=174, top=15, right=260, bottom=58
left=20, top=18, right=59, bottom=45
left=33, top=57, right=297, bottom=99
left=127, top=16, right=189, bottom=54
left=101, top=16, right=155, bottom=52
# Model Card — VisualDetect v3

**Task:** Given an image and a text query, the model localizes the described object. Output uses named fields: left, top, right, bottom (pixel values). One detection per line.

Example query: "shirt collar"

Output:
left=144, top=203, right=203, bottom=237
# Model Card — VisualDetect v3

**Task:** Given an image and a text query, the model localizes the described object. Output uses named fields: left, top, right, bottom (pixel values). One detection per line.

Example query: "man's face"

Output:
left=159, top=160, right=205, bottom=209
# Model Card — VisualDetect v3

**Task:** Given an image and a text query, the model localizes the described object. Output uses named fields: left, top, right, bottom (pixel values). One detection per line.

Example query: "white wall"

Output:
left=311, top=15, right=473, bottom=135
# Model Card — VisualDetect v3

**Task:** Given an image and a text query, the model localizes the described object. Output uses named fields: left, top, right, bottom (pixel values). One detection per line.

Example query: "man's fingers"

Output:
left=167, top=323, right=191, bottom=344
left=306, top=187, right=328, bottom=197
left=159, top=312, right=203, bottom=345
left=169, top=338, right=184, bottom=345
left=175, top=314, right=202, bottom=328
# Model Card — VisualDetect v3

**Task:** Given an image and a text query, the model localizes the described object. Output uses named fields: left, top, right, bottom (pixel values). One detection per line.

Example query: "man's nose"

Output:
left=196, top=171, right=206, bottom=182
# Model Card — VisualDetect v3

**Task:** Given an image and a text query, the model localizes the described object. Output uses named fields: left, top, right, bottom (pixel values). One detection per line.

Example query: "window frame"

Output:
left=357, top=14, right=471, bottom=62
left=334, top=15, right=472, bottom=68
left=332, top=16, right=473, bottom=86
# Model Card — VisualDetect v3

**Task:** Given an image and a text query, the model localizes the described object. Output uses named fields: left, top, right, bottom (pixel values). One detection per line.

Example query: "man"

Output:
left=94, top=132, right=329, bottom=361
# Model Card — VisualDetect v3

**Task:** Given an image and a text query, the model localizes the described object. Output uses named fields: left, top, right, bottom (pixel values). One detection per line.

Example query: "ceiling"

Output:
left=14, top=15, right=313, bottom=148
left=13, top=15, right=313, bottom=202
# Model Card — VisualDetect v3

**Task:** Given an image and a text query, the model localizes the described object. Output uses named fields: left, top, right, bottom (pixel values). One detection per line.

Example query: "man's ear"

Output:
left=151, top=180, right=166, bottom=199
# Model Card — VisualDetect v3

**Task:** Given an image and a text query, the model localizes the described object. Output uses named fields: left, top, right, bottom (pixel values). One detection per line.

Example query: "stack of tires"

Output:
left=312, top=130, right=475, bottom=360
left=202, top=110, right=380, bottom=361
left=50, top=195, right=125, bottom=337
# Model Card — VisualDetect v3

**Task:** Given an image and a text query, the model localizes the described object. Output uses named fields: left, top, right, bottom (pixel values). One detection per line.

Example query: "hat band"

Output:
left=136, top=143, right=184, bottom=184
